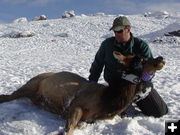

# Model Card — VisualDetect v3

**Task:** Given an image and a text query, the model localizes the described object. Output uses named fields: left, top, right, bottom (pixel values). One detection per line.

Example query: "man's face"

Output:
left=114, top=27, right=130, bottom=43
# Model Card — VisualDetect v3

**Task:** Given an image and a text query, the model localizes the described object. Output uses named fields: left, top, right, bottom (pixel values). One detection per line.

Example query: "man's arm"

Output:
left=88, top=42, right=106, bottom=82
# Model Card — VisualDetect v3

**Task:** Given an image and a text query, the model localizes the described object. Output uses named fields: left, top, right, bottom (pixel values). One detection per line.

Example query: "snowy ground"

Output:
left=0, top=12, right=180, bottom=135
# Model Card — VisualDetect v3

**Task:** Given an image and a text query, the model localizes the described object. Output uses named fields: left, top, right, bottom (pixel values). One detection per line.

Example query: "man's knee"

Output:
left=136, top=89, right=168, bottom=118
left=152, top=104, right=168, bottom=117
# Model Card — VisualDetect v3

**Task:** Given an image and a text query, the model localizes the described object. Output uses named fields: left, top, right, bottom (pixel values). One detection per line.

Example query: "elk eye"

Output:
left=154, top=63, right=158, bottom=67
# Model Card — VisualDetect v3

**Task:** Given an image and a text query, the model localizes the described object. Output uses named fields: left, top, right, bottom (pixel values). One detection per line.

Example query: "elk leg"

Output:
left=0, top=72, right=54, bottom=104
left=65, top=107, right=83, bottom=135
left=0, top=85, right=34, bottom=103
left=76, top=121, right=87, bottom=129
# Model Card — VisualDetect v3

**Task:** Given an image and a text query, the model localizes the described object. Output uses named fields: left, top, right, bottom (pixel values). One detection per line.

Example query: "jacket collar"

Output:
left=113, top=33, right=134, bottom=55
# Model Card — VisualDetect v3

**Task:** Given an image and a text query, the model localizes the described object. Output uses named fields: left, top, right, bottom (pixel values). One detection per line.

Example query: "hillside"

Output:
left=0, top=12, right=180, bottom=135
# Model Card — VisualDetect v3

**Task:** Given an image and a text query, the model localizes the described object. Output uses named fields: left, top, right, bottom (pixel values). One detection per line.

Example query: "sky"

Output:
left=0, top=0, right=180, bottom=23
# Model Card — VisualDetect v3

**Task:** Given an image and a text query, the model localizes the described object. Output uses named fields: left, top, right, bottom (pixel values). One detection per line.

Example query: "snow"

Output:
left=32, top=15, right=47, bottom=21
left=12, top=18, right=28, bottom=24
left=0, top=11, right=180, bottom=135
left=144, top=11, right=169, bottom=19
left=62, top=10, right=76, bottom=18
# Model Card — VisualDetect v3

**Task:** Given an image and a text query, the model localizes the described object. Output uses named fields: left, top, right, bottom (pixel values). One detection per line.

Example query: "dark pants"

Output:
left=135, top=88, right=168, bottom=117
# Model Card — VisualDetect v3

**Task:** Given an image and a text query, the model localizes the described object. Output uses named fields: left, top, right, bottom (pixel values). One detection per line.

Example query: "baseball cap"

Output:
left=110, top=16, right=131, bottom=31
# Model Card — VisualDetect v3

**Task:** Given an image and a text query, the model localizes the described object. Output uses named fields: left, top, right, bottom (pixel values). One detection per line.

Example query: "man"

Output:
left=88, top=16, right=168, bottom=117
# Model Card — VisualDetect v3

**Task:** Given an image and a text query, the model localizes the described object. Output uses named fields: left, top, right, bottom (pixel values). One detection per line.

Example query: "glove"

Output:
left=141, top=70, right=154, bottom=82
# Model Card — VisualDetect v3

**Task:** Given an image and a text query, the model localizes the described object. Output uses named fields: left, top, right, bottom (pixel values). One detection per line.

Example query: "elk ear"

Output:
left=113, top=51, right=125, bottom=64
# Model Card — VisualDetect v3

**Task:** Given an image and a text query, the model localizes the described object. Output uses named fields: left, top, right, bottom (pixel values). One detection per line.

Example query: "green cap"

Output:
left=110, top=16, right=131, bottom=31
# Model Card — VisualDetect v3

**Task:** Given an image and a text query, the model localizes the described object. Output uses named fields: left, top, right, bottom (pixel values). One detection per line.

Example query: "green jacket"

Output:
left=88, top=33, right=153, bottom=82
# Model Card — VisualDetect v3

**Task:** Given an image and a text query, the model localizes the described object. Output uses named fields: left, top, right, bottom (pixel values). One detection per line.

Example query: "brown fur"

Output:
left=0, top=52, right=165, bottom=135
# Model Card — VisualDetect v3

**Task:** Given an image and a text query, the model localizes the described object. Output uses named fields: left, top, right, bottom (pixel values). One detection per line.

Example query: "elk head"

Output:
left=113, top=51, right=165, bottom=75
left=142, top=56, right=165, bottom=74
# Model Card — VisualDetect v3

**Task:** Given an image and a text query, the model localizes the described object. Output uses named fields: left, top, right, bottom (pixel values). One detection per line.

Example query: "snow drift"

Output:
left=0, top=11, right=180, bottom=135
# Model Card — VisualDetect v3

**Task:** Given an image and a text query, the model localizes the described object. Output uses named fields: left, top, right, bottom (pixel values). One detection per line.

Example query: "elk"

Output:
left=0, top=51, right=165, bottom=135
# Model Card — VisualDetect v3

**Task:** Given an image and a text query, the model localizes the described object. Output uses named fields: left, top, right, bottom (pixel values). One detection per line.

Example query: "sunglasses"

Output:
left=114, top=29, right=124, bottom=34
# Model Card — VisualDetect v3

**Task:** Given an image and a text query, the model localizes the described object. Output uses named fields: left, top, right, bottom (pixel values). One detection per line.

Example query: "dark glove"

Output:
left=87, top=80, right=96, bottom=83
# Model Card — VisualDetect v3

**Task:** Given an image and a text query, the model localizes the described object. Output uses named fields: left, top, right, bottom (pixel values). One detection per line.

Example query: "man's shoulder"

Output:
left=133, top=36, right=147, bottom=44
left=133, top=36, right=149, bottom=48
left=103, top=37, right=115, bottom=43
left=100, top=37, right=115, bottom=48
left=132, top=36, right=153, bottom=57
